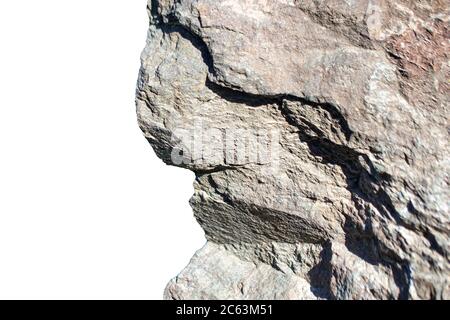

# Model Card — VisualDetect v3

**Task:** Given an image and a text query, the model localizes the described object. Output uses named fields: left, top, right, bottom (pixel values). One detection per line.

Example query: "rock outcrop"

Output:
left=137, top=0, right=449, bottom=299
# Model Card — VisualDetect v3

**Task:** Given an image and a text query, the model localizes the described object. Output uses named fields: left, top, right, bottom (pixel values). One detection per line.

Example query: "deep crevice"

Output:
left=152, top=9, right=354, bottom=142
left=149, top=5, right=416, bottom=297
left=205, top=73, right=413, bottom=296
left=308, top=242, right=334, bottom=299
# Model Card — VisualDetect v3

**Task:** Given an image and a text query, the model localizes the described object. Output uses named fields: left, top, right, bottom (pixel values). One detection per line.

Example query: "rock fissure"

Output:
left=138, top=0, right=450, bottom=300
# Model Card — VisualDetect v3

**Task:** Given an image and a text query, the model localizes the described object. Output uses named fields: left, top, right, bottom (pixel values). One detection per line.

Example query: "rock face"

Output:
left=137, top=0, right=449, bottom=299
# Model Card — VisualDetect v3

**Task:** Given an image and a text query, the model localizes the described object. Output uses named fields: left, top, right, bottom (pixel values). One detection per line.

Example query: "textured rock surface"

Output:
left=137, top=0, right=449, bottom=299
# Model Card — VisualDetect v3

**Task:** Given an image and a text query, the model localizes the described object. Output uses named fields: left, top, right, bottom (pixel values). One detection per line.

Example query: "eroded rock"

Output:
left=137, top=0, right=449, bottom=299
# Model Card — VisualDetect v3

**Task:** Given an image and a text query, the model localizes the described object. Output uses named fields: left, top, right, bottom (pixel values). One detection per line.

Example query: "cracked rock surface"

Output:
left=137, top=0, right=449, bottom=299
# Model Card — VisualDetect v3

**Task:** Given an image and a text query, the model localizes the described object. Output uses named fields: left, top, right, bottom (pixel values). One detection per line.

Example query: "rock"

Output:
left=137, top=0, right=449, bottom=299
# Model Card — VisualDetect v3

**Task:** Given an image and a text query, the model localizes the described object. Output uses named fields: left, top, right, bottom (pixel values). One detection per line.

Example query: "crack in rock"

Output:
left=138, top=0, right=450, bottom=300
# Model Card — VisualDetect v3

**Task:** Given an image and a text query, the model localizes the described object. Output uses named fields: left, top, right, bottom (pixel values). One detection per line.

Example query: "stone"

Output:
left=137, top=0, right=449, bottom=299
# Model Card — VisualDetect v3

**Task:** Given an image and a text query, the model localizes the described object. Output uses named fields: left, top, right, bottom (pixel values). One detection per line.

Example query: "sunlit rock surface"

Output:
left=137, top=0, right=449, bottom=300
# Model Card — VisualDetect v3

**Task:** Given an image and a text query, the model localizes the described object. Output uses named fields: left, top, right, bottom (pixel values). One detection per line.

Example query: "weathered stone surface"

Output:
left=137, top=0, right=449, bottom=299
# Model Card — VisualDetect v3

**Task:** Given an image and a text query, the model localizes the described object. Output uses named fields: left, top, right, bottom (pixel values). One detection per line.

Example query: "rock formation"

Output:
left=136, top=0, right=449, bottom=299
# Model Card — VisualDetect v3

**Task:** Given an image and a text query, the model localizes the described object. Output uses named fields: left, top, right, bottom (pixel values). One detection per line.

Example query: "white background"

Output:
left=0, top=1, right=205, bottom=299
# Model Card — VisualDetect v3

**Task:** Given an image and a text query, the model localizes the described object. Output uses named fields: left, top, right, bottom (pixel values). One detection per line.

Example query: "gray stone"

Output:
left=137, top=0, right=449, bottom=299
